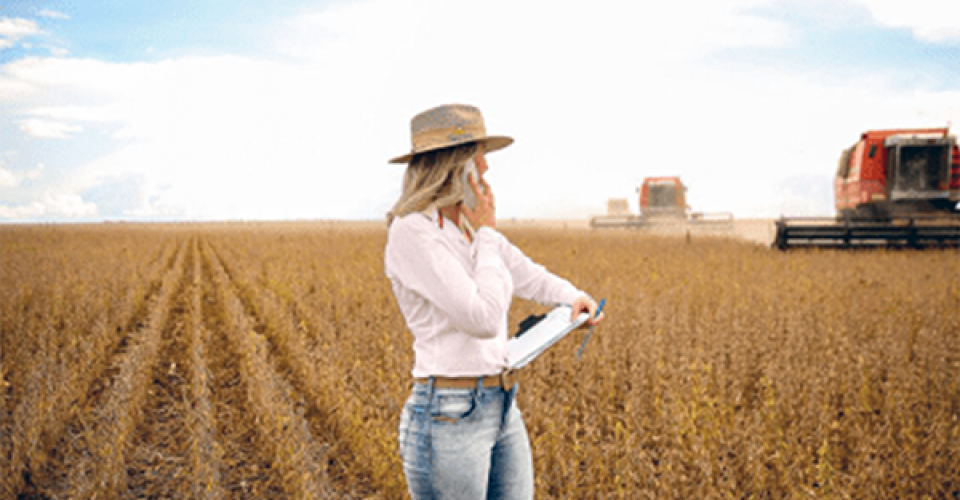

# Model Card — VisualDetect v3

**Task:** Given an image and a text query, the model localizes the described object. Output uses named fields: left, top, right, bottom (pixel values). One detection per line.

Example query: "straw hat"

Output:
left=389, top=104, right=513, bottom=164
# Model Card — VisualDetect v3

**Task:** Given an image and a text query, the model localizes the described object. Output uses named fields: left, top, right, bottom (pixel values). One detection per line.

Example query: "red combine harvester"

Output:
left=774, top=127, right=960, bottom=249
left=590, top=177, right=733, bottom=230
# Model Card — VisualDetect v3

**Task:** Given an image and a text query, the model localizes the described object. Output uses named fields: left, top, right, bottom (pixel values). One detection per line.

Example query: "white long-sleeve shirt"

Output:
left=384, top=210, right=584, bottom=378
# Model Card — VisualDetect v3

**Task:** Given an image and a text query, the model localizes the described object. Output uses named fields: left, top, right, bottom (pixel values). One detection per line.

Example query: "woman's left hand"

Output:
left=571, top=295, right=605, bottom=326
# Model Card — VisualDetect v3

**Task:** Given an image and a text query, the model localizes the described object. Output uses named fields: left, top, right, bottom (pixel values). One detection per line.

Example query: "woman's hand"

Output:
left=571, top=295, right=605, bottom=326
left=461, top=173, right=496, bottom=230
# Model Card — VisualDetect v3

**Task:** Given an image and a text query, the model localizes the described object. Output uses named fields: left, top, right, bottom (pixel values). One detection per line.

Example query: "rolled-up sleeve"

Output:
left=385, top=219, right=513, bottom=338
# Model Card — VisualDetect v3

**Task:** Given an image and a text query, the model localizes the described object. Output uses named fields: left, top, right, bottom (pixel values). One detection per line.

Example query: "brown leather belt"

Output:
left=414, top=369, right=518, bottom=389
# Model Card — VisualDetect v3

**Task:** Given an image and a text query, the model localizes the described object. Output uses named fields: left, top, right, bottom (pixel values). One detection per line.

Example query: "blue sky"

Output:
left=0, top=1, right=315, bottom=62
left=1, top=0, right=958, bottom=222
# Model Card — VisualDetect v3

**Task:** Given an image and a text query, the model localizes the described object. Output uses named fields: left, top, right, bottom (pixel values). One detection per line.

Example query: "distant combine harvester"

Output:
left=590, top=176, right=734, bottom=232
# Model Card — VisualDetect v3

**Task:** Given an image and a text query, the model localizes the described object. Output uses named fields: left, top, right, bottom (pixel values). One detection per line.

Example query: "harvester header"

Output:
left=775, top=126, right=960, bottom=249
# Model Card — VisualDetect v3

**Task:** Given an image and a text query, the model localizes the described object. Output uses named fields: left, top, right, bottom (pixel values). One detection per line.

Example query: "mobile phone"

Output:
left=462, top=157, right=479, bottom=209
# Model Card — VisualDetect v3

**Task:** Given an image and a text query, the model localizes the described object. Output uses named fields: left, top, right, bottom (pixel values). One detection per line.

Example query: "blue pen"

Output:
left=576, top=298, right=606, bottom=359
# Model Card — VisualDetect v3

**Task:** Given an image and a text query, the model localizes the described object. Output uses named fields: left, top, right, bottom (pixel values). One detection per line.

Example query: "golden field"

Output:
left=1, top=222, right=957, bottom=499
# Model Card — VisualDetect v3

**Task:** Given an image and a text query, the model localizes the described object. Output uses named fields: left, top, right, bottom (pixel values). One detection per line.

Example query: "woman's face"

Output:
left=444, top=151, right=490, bottom=218
left=474, top=151, right=489, bottom=178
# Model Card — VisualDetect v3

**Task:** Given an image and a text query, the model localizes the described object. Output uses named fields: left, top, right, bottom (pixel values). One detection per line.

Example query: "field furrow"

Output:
left=208, top=229, right=409, bottom=496
left=124, top=237, right=198, bottom=497
left=30, top=237, right=188, bottom=498
left=2, top=236, right=177, bottom=498
left=183, top=236, right=225, bottom=499
left=203, top=240, right=338, bottom=499
left=198, top=241, right=283, bottom=498
left=210, top=243, right=363, bottom=482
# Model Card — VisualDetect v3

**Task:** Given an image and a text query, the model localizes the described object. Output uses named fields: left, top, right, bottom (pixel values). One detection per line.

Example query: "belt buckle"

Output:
left=499, top=369, right=516, bottom=389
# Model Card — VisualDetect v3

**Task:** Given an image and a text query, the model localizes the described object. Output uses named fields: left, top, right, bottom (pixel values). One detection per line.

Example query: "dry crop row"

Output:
left=1, top=223, right=958, bottom=499
left=1, top=227, right=346, bottom=498
left=194, top=225, right=959, bottom=498
left=2, top=228, right=179, bottom=497
left=185, top=237, right=224, bottom=498
left=64, top=233, right=188, bottom=497
left=203, top=240, right=335, bottom=498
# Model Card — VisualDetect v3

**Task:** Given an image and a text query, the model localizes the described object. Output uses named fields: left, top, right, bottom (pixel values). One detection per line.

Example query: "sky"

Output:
left=1, top=0, right=958, bottom=223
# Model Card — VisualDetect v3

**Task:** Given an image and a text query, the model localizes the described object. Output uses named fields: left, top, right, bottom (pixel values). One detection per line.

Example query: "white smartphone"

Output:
left=462, top=157, right=479, bottom=210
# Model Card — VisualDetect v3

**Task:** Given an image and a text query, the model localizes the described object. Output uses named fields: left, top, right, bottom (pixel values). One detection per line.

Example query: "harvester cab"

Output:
left=638, top=177, right=688, bottom=219
left=883, top=133, right=958, bottom=213
left=775, top=127, right=960, bottom=249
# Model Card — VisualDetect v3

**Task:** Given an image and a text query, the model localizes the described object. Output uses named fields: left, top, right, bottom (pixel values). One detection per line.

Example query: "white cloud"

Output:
left=0, top=17, right=41, bottom=50
left=0, top=166, right=18, bottom=188
left=1, top=54, right=388, bottom=219
left=42, top=192, right=97, bottom=217
left=2, top=56, right=142, bottom=95
left=19, top=118, right=82, bottom=139
left=0, top=191, right=98, bottom=219
left=0, top=201, right=45, bottom=219
left=0, top=162, right=43, bottom=188
left=36, top=9, right=70, bottom=20
left=0, top=75, right=35, bottom=100
left=25, top=163, right=43, bottom=180
left=853, top=0, right=960, bottom=43
left=0, top=0, right=957, bottom=222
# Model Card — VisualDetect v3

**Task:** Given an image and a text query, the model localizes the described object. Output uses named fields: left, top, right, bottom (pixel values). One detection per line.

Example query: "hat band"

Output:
left=411, top=123, right=486, bottom=153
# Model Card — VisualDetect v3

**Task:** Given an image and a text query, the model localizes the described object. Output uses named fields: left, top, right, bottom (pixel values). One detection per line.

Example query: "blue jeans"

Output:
left=397, top=379, right=534, bottom=499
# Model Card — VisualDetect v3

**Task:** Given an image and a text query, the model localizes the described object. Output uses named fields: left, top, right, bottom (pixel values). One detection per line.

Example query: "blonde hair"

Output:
left=387, top=143, right=480, bottom=226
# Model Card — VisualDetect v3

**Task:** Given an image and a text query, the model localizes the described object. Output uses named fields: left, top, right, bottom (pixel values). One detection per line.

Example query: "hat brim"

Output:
left=389, top=135, right=514, bottom=164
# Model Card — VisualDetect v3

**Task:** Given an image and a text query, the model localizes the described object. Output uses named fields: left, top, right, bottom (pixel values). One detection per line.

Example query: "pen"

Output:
left=576, top=298, right=605, bottom=359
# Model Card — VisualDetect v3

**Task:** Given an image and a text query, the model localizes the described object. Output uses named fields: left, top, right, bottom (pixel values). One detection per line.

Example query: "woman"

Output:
left=385, top=103, right=603, bottom=499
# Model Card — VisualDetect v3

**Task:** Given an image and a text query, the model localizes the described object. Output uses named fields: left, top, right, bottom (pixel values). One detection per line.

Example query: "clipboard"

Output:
left=507, top=305, right=589, bottom=369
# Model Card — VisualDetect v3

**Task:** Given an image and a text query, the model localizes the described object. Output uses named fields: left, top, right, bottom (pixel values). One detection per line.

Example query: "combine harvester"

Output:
left=774, top=127, right=960, bottom=249
left=590, top=177, right=734, bottom=232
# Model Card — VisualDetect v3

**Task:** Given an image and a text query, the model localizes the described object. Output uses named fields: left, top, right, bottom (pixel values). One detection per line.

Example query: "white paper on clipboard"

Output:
left=507, top=305, right=589, bottom=369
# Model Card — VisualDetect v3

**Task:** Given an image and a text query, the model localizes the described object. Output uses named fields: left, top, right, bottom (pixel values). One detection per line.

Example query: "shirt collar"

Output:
left=421, top=204, right=455, bottom=228
left=420, top=203, right=439, bottom=222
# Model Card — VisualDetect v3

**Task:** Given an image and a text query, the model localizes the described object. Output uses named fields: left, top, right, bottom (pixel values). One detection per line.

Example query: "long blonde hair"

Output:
left=387, top=143, right=480, bottom=226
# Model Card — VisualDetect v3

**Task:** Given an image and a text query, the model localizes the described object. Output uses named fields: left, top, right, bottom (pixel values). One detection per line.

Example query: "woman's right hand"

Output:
left=461, top=173, right=496, bottom=230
